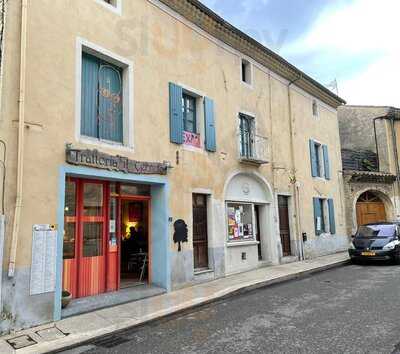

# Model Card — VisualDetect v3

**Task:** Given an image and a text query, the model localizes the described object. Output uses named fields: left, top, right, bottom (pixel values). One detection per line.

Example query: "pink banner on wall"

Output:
left=183, top=131, right=201, bottom=148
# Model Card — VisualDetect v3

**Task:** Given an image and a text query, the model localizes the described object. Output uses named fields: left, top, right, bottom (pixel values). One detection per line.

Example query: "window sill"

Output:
left=194, top=268, right=214, bottom=276
left=241, top=81, right=254, bottom=90
left=227, top=240, right=259, bottom=247
left=182, top=144, right=205, bottom=154
left=313, top=176, right=328, bottom=182
left=78, top=136, right=134, bottom=153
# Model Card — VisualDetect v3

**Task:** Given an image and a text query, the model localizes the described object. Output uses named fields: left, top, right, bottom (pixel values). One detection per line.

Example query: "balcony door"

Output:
left=239, top=114, right=254, bottom=158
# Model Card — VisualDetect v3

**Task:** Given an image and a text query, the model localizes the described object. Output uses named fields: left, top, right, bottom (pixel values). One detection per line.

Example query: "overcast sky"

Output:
left=200, top=0, right=399, bottom=107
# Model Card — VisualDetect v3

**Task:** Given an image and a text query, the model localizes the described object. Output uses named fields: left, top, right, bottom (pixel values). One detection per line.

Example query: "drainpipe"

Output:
left=287, top=74, right=304, bottom=260
left=8, top=0, right=28, bottom=278
left=373, top=117, right=383, bottom=172
left=389, top=117, right=400, bottom=218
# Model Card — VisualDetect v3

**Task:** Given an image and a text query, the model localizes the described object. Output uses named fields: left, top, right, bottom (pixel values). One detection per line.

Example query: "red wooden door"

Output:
left=63, top=179, right=108, bottom=299
left=78, top=181, right=107, bottom=298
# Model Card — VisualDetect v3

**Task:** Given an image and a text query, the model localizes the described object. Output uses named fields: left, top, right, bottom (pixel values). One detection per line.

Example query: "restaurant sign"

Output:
left=66, top=147, right=168, bottom=175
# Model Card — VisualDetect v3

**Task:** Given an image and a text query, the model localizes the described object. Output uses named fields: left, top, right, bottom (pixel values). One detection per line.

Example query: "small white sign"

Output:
left=109, top=220, right=116, bottom=233
left=316, top=217, right=322, bottom=231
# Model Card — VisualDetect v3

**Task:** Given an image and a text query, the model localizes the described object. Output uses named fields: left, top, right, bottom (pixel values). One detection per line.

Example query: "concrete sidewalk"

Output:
left=0, top=252, right=349, bottom=354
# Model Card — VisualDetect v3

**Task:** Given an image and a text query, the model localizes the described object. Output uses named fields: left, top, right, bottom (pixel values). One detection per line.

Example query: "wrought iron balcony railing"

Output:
left=238, top=132, right=269, bottom=165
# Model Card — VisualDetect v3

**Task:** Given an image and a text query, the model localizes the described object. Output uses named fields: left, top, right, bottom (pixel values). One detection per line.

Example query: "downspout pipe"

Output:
left=0, top=139, right=5, bottom=215
left=389, top=117, right=400, bottom=216
left=373, top=117, right=383, bottom=172
left=287, top=74, right=304, bottom=260
left=8, top=0, right=28, bottom=278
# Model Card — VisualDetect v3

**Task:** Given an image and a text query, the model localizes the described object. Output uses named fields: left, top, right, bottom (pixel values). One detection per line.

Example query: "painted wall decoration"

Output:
left=173, top=219, right=188, bottom=252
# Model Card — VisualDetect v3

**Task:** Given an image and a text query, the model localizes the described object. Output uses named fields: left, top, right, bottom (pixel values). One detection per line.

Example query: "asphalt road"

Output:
left=61, top=263, right=400, bottom=354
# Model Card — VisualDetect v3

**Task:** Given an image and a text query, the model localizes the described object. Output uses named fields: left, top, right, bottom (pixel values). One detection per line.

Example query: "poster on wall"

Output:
left=227, top=203, right=255, bottom=241
left=30, top=224, right=57, bottom=295
left=228, top=208, right=236, bottom=226
left=235, top=210, right=242, bottom=224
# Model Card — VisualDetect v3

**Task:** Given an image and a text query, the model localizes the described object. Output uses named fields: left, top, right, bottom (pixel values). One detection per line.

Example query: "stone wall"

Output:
left=342, top=175, right=395, bottom=235
left=338, top=106, right=392, bottom=173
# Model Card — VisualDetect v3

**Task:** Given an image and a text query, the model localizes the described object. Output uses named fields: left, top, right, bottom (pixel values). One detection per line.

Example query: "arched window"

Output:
left=357, top=191, right=382, bottom=203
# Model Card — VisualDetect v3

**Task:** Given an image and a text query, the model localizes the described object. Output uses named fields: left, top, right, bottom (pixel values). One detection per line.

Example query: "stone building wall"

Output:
left=343, top=174, right=396, bottom=235
left=338, top=106, right=393, bottom=173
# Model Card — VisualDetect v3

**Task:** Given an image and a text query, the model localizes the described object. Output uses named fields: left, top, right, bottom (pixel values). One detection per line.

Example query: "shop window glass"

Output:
left=65, top=181, right=76, bottom=217
left=83, top=183, right=104, bottom=216
left=227, top=203, right=254, bottom=241
left=120, top=183, right=151, bottom=196
left=63, top=223, right=76, bottom=259
left=110, top=182, right=118, bottom=196
left=109, top=198, right=117, bottom=246
left=64, top=180, right=77, bottom=259
left=83, top=222, right=103, bottom=257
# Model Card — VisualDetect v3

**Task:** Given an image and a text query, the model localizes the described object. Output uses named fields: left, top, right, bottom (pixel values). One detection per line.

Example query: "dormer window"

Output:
left=241, top=59, right=252, bottom=86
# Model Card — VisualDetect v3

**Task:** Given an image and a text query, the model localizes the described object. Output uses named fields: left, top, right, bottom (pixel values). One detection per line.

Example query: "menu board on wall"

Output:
left=30, top=225, right=57, bottom=296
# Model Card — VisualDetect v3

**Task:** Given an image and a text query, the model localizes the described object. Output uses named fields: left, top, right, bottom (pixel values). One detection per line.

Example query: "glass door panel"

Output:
left=83, top=183, right=104, bottom=216
left=83, top=222, right=103, bottom=257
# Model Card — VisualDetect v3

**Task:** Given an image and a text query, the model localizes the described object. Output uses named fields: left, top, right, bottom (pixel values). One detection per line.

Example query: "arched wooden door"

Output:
left=356, top=191, right=387, bottom=226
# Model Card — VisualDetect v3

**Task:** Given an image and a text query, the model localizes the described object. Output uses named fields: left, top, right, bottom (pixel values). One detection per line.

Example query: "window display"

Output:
left=227, top=203, right=254, bottom=241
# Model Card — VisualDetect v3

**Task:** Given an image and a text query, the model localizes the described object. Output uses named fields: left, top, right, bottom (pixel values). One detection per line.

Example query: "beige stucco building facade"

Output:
left=0, top=0, right=347, bottom=333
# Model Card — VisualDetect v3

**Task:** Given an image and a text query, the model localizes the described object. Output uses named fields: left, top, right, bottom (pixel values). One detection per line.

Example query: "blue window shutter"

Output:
left=98, top=64, right=123, bottom=143
left=313, top=197, right=322, bottom=236
left=323, top=145, right=330, bottom=180
left=309, top=139, right=318, bottom=177
left=328, top=199, right=336, bottom=234
left=81, top=53, right=99, bottom=138
left=169, top=83, right=183, bottom=144
left=204, top=97, right=216, bottom=152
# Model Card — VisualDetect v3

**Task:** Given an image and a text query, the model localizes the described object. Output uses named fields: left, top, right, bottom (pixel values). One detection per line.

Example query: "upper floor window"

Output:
left=312, top=100, right=319, bottom=117
left=239, top=113, right=254, bottom=158
left=169, top=82, right=216, bottom=152
left=309, top=139, right=330, bottom=180
left=241, top=59, right=252, bottom=86
left=313, top=198, right=336, bottom=235
left=81, top=52, right=123, bottom=143
left=182, top=94, right=197, bottom=134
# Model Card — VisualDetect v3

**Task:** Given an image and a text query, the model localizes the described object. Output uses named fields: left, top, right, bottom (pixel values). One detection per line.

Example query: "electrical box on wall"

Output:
left=241, top=252, right=247, bottom=260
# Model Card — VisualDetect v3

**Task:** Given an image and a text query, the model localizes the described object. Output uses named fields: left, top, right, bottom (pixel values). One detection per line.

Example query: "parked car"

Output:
left=348, top=222, right=400, bottom=263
